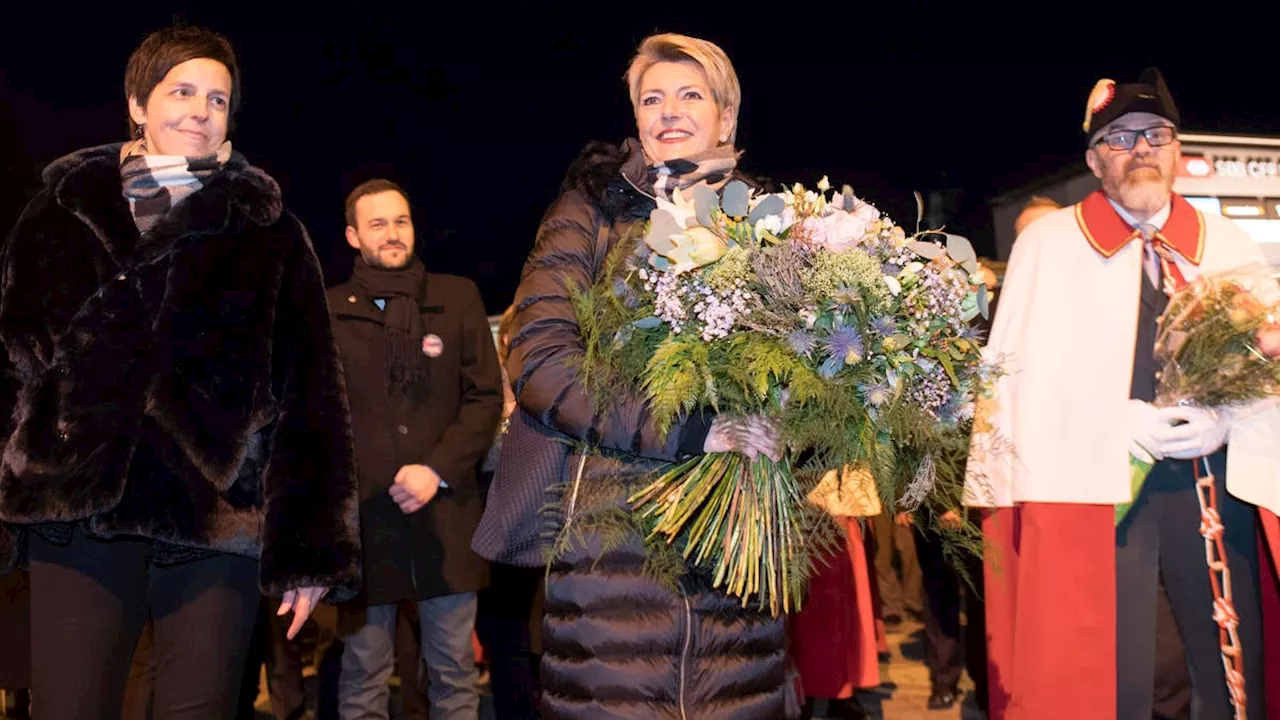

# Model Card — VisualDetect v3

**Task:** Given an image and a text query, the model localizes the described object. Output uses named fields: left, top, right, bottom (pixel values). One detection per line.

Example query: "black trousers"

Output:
left=29, top=529, right=259, bottom=720
left=254, top=595, right=323, bottom=720
left=476, top=562, right=544, bottom=719
left=1116, top=451, right=1264, bottom=720
left=915, top=525, right=963, bottom=693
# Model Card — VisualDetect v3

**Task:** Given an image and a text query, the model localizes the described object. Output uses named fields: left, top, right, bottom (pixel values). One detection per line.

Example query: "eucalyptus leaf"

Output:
left=692, top=185, right=720, bottom=227
left=909, top=240, right=944, bottom=260
left=633, top=316, right=663, bottom=329
left=721, top=181, right=750, bottom=218
left=747, top=194, right=785, bottom=225
left=945, top=234, right=976, bottom=263
left=962, top=258, right=979, bottom=274
left=650, top=255, right=671, bottom=271
left=977, top=284, right=990, bottom=319
left=818, top=356, right=842, bottom=380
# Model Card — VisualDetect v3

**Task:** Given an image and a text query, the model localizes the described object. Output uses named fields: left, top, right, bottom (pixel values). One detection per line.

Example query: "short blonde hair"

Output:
left=625, top=33, right=741, bottom=144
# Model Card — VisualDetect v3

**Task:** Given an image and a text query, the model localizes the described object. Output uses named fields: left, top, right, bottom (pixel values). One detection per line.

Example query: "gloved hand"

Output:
left=1153, top=405, right=1230, bottom=460
left=1128, top=399, right=1168, bottom=464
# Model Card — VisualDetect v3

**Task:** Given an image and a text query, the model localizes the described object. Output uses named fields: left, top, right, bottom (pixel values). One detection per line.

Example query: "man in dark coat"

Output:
left=328, top=178, right=503, bottom=720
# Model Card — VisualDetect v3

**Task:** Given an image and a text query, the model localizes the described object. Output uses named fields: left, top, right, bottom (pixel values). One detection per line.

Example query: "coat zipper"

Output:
left=679, top=595, right=692, bottom=720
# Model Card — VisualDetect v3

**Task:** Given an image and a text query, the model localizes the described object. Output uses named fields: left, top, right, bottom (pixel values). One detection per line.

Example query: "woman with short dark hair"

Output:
left=0, top=25, right=361, bottom=719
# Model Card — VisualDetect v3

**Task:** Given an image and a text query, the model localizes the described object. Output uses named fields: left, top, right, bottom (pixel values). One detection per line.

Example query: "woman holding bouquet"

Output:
left=506, top=33, right=794, bottom=719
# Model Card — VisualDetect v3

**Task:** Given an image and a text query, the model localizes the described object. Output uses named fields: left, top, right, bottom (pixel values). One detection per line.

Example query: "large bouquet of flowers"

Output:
left=567, top=177, right=999, bottom=616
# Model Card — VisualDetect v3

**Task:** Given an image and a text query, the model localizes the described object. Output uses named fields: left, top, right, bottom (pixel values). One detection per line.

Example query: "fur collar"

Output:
left=43, top=143, right=284, bottom=267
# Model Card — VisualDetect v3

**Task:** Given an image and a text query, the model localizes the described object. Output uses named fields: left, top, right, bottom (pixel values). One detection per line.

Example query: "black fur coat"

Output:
left=0, top=143, right=361, bottom=601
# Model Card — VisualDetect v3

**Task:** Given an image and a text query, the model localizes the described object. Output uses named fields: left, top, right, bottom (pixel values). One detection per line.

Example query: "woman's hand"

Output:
left=279, top=586, right=328, bottom=640
left=703, top=415, right=782, bottom=461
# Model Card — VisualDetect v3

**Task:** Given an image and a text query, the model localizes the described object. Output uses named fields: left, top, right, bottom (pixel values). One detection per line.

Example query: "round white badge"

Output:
left=422, top=334, right=443, bottom=358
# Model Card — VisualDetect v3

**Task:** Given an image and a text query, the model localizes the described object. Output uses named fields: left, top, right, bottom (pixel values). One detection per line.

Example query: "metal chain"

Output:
left=1196, top=458, right=1247, bottom=719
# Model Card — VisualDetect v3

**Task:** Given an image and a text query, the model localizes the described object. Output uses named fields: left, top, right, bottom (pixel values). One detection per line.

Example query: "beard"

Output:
left=361, top=243, right=413, bottom=269
left=1106, top=163, right=1173, bottom=218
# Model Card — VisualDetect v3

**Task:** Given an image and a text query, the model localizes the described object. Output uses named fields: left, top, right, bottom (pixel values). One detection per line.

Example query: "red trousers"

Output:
left=790, top=516, right=880, bottom=698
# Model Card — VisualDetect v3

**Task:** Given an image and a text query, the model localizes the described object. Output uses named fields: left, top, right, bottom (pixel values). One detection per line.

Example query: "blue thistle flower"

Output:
left=788, top=329, right=817, bottom=358
left=826, top=326, right=865, bottom=366
left=869, top=315, right=897, bottom=336
left=861, top=379, right=893, bottom=407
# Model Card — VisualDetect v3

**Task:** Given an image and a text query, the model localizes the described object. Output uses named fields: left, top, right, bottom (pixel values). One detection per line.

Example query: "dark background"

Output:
left=4, top=6, right=1278, bottom=313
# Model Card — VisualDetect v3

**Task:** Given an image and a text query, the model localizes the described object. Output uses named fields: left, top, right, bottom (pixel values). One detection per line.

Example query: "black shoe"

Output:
left=829, top=697, right=871, bottom=719
left=927, top=687, right=960, bottom=710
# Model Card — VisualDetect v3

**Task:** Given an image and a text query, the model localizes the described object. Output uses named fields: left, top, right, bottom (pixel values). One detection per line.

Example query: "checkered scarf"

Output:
left=119, top=138, right=233, bottom=234
left=645, top=142, right=739, bottom=200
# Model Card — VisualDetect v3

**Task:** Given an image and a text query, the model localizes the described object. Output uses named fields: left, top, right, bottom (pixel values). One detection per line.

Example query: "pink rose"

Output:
left=853, top=202, right=880, bottom=223
left=814, top=210, right=869, bottom=253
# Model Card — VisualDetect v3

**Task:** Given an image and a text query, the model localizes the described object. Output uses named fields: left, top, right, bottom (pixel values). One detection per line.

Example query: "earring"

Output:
left=134, top=125, right=145, bottom=139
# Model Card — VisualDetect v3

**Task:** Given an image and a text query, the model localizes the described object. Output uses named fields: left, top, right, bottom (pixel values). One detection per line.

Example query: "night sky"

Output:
left=4, top=6, right=1279, bottom=313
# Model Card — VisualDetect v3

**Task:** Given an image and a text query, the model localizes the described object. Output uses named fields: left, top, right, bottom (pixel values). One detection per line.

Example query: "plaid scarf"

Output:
left=119, top=138, right=233, bottom=235
left=643, top=141, right=739, bottom=199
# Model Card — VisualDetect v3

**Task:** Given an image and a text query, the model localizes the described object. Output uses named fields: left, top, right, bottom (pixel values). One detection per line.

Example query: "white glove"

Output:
left=1153, top=405, right=1230, bottom=460
left=1127, top=399, right=1167, bottom=464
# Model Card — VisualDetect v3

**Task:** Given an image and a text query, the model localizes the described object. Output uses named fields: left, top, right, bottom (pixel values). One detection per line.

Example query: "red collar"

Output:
left=1073, top=190, right=1205, bottom=265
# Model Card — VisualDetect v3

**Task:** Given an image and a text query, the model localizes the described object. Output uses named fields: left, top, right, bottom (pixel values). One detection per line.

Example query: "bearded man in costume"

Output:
left=966, top=68, right=1280, bottom=720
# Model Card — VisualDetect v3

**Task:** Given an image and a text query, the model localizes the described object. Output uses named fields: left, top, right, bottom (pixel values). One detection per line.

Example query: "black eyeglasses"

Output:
left=1092, top=125, right=1177, bottom=151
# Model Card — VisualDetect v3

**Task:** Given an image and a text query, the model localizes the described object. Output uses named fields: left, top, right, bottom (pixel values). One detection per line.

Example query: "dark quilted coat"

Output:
left=507, top=140, right=797, bottom=719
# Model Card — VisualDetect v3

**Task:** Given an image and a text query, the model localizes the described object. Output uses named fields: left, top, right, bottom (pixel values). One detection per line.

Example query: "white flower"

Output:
left=754, top=214, right=784, bottom=239
left=780, top=207, right=798, bottom=232
left=883, top=276, right=902, bottom=296
left=799, top=308, right=818, bottom=328
left=655, top=189, right=698, bottom=228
